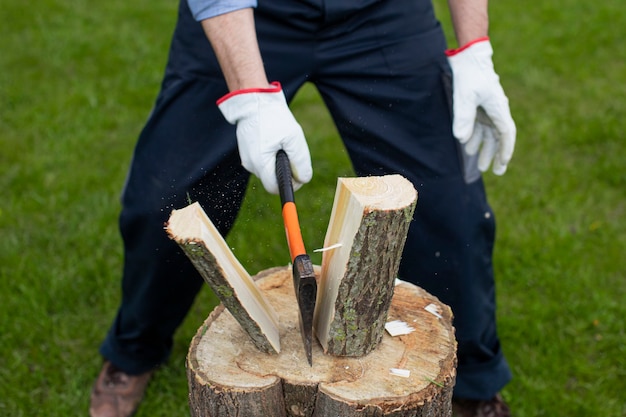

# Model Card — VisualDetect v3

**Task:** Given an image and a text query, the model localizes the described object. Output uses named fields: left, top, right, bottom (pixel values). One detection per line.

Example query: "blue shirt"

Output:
left=187, top=0, right=257, bottom=21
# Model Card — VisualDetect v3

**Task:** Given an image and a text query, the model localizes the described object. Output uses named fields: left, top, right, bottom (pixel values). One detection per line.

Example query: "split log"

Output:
left=166, top=202, right=280, bottom=354
left=187, top=267, right=456, bottom=417
left=315, top=175, right=417, bottom=356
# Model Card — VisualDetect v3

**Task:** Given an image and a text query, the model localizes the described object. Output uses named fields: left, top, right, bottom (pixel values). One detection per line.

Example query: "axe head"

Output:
left=292, top=254, right=317, bottom=366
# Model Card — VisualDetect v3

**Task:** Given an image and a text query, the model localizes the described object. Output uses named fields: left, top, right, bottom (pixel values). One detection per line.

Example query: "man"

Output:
left=90, top=0, right=516, bottom=416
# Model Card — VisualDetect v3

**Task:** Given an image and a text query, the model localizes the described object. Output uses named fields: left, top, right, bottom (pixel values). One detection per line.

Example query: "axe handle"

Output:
left=276, top=150, right=316, bottom=366
left=276, top=150, right=306, bottom=261
left=276, top=149, right=295, bottom=204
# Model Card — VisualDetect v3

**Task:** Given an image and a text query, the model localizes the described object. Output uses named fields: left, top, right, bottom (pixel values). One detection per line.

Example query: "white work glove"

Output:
left=447, top=38, right=516, bottom=175
left=217, top=82, right=313, bottom=194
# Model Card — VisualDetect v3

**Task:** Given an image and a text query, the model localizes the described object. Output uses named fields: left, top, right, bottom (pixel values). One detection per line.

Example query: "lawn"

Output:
left=1, top=0, right=624, bottom=416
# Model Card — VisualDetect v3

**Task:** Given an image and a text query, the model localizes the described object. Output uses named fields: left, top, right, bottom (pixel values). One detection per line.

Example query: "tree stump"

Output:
left=187, top=267, right=456, bottom=417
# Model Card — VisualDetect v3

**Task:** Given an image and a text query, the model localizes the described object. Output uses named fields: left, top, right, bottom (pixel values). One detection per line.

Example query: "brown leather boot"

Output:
left=452, top=394, right=511, bottom=417
left=89, top=361, right=153, bottom=417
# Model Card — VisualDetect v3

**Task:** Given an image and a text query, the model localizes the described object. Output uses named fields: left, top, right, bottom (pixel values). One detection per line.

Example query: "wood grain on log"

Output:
left=187, top=267, right=456, bottom=417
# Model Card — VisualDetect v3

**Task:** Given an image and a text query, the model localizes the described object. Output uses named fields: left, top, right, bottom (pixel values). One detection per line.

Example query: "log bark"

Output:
left=315, top=175, right=417, bottom=356
left=166, top=202, right=280, bottom=354
left=187, top=267, right=456, bottom=417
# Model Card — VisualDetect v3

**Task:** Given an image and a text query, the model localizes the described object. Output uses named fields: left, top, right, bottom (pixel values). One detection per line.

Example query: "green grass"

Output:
left=1, top=0, right=624, bottom=416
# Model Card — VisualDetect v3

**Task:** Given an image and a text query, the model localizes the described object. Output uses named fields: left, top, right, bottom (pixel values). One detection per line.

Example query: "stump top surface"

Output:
left=189, top=266, right=456, bottom=406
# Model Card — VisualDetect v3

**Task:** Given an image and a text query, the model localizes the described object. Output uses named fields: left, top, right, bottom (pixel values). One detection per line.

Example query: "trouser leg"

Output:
left=311, top=0, right=512, bottom=399
left=99, top=0, right=322, bottom=374
left=99, top=78, right=250, bottom=373
left=100, top=1, right=252, bottom=373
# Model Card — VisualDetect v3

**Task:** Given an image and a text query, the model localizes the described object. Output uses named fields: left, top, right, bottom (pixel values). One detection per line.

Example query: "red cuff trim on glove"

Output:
left=444, top=36, right=490, bottom=57
left=216, top=81, right=282, bottom=105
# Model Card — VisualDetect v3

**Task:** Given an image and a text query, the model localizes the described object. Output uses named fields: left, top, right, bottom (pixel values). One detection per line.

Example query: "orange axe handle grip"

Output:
left=281, top=201, right=306, bottom=261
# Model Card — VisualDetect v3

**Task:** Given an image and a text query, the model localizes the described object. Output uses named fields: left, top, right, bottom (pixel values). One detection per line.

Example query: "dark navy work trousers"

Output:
left=100, top=0, right=512, bottom=400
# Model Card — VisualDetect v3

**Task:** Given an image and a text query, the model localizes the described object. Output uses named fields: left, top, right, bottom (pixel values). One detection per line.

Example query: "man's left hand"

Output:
left=447, top=38, right=516, bottom=175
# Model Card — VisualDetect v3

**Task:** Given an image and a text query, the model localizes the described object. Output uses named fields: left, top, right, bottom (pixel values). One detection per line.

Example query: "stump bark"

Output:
left=187, top=267, right=456, bottom=417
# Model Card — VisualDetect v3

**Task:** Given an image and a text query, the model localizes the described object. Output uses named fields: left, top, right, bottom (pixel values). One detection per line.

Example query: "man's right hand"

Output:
left=217, top=82, right=313, bottom=195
